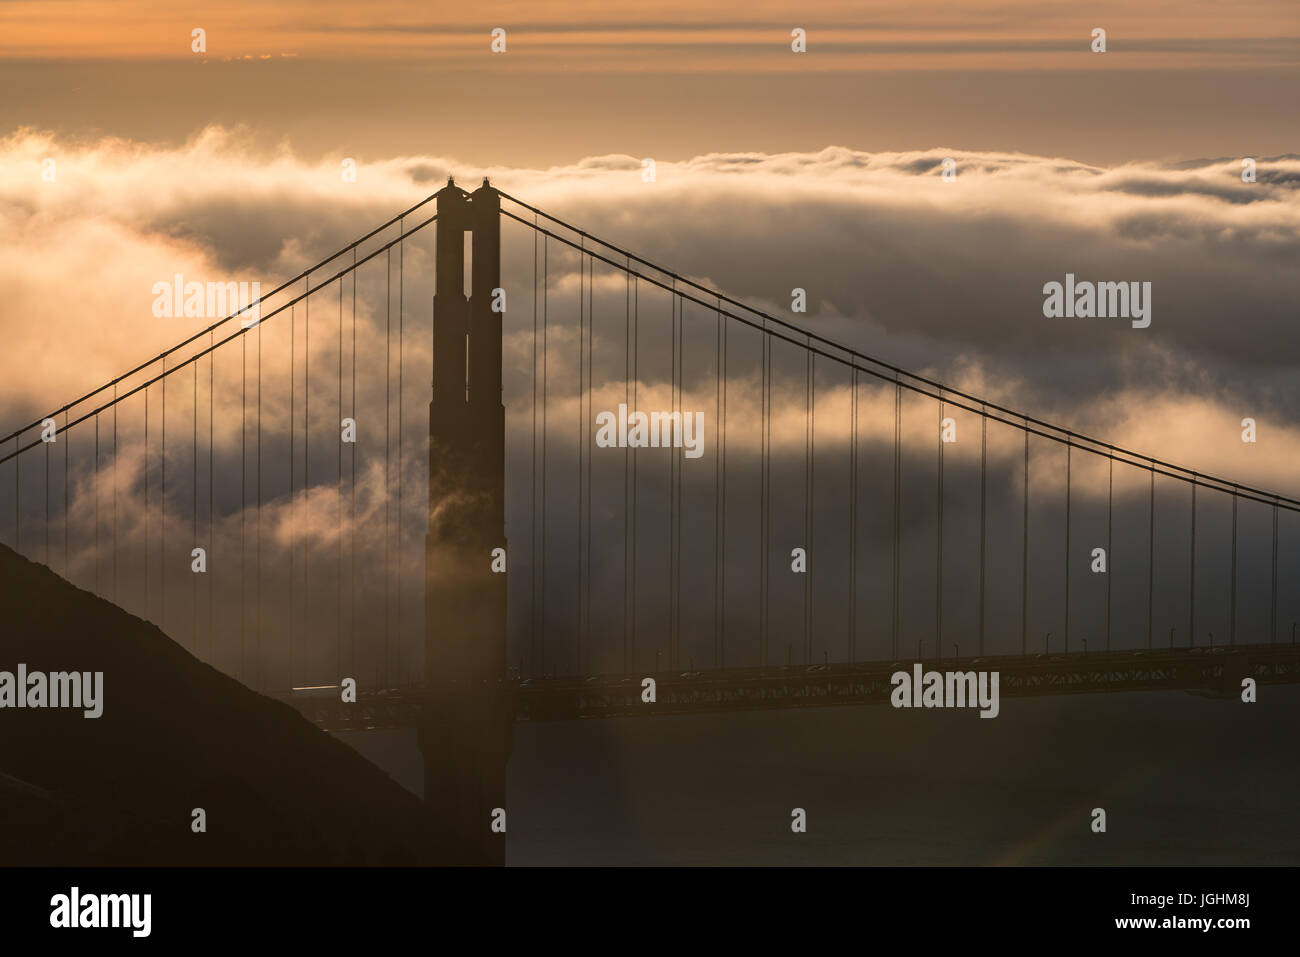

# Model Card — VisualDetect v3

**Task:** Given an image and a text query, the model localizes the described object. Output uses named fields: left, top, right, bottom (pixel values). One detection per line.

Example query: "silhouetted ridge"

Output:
left=0, top=544, right=446, bottom=865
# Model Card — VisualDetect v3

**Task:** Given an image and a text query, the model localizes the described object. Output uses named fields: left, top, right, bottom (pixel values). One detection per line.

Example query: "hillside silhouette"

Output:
left=0, top=544, right=446, bottom=865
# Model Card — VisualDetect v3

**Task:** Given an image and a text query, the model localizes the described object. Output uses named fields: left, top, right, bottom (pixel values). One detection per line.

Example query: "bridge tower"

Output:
left=419, top=177, right=512, bottom=865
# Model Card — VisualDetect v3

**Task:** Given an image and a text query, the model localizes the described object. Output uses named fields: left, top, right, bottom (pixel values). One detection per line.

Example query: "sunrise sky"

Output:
left=2, top=0, right=1296, bottom=164
left=1, top=0, right=1297, bottom=497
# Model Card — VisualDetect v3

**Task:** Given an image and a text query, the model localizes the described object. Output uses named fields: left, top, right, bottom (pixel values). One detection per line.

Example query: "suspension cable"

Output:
left=0, top=215, right=437, bottom=470
left=500, top=204, right=1298, bottom=511
left=2, top=194, right=443, bottom=448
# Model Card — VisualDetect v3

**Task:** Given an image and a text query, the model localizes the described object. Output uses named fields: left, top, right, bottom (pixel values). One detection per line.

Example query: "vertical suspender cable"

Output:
left=305, top=280, right=312, bottom=679
left=113, top=385, right=118, bottom=602
left=621, top=261, right=629, bottom=674
left=891, top=380, right=901, bottom=658
left=350, top=249, right=357, bottom=678
left=668, top=287, right=678, bottom=667
left=306, top=276, right=312, bottom=679
left=529, top=224, right=538, bottom=674
left=1230, top=492, right=1237, bottom=646
left=1190, top=474, right=1197, bottom=646
left=1147, top=463, right=1155, bottom=650
left=978, top=410, right=987, bottom=657
left=113, top=386, right=118, bottom=602
left=383, top=252, right=391, bottom=686
left=193, top=359, right=198, bottom=648
left=397, top=222, right=404, bottom=684
left=290, top=302, right=297, bottom=686
left=761, top=330, right=771, bottom=666
left=584, top=251, right=594, bottom=674
left=805, top=348, right=814, bottom=663
left=629, top=273, right=637, bottom=671
left=529, top=222, right=538, bottom=674
left=241, top=333, right=247, bottom=679
left=715, top=303, right=726, bottom=668
left=1021, top=423, right=1029, bottom=656
left=674, top=292, right=684, bottom=667
left=1106, top=455, right=1113, bottom=651
left=94, top=413, right=99, bottom=593
left=162, top=358, right=166, bottom=631
left=541, top=238, right=548, bottom=673
left=849, top=368, right=858, bottom=662
left=337, top=276, right=343, bottom=680
left=395, top=222, right=400, bottom=686
left=145, top=393, right=149, bottom=612
left=64, top=410, right=70, bottom=576
left=527, top=223, right=538, bottom=670
left=586, top=252, right=594, bottom=671
left=676, top=295, right=684, bottom=668
left=208, top=336, right=214, bottom=660
left=1271, top=498, right=1279, bottom=643
left=1064, top=437, right=1071, bottom=653
left=256, top=317, right=263, bottom=690
left=936, top=398, right=943, bottom=655
left=577, top=248, right=585, bottom=672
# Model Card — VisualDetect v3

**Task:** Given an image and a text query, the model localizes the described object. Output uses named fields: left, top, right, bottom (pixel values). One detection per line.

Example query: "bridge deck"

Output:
left=278, top=643, right=1300, bottom=731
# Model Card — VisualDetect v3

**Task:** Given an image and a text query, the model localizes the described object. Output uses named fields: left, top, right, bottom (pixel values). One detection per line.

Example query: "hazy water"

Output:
left=337, top=685, right=1300, bottom=865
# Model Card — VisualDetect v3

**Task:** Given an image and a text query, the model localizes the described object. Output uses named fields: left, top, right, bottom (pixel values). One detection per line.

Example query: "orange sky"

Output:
left=3, top=0, right=1297, bottom=70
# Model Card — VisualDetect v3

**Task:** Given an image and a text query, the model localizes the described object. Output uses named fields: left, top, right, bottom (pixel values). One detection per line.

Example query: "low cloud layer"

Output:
left=2, top=129, right=1297, bottom=677
left=3, top=128, right=1296, bottom=493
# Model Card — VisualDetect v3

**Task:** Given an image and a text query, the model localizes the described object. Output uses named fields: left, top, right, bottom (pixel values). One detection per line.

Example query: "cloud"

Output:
left=2, top=130, right=1298, bottom=496
left=4, top=128, right=1298, bottom=674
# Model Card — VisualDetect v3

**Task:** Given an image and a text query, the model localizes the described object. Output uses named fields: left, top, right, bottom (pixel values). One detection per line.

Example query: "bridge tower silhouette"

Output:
left=419, top=178, right=511, bottom=865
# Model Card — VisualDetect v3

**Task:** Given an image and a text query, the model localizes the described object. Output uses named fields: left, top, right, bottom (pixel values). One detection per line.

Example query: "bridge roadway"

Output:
left=276, top=642, right=1300, bottom=732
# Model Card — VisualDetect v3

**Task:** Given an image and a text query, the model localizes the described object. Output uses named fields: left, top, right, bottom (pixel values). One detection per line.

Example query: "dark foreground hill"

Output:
left=0, top=544, right=446, bottom=865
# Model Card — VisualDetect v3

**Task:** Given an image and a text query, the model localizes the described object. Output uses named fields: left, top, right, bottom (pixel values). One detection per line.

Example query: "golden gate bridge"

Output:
left=2, top=179, right=1298, bottom=863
